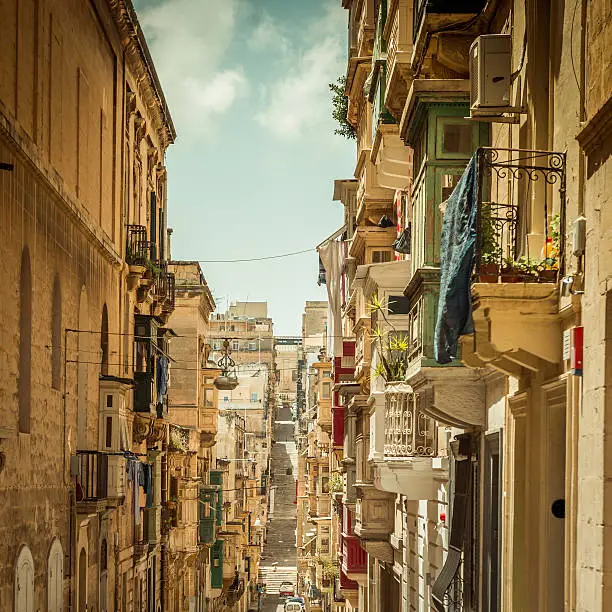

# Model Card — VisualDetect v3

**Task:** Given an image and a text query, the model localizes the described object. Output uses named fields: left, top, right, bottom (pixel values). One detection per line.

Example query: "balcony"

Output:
left=73, top=451, right=110, bottom=510
left=126, top=224, right=150, bottom=267
left=339, top=568, right=359, bottom=593
left=384, top=0, right=413, bottom=120
left=332, top=406, right=344, bottom=448
left=151, top=262, right=176, bottom=316
left=316, top=400, right=332, bottom=434
left=411, top=0, right=486, bottom=77
left=369, top=386, right=447, bottom=499
left=341, top=535, right=367, bottom=579
left=210, top=540, right=224, bottom=590
left=443, top=148, right=567, bottom=374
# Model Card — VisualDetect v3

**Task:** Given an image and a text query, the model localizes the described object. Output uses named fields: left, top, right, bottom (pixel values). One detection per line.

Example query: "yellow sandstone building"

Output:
left=316, top=1, right=612, bottom=611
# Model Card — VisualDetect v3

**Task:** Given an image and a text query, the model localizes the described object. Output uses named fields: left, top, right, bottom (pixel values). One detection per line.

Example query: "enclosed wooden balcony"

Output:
left=341, top=534, right=367, bottom=578
left=411, top=0, right=486, bottom=77
left=384, top=0, right=414, bottom=119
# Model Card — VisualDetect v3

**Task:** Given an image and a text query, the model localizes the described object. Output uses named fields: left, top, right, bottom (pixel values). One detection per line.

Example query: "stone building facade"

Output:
left=0, top=1, right=178, bottom=610
left=319, top=1, right=612, bottom=611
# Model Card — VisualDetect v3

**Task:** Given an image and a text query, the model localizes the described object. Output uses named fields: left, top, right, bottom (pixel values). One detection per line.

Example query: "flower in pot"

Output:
left=537, top=258, right=558, bottom=283
left=479, top=252, right=501, bottom=282
left=514, top=256, right=539, bottom=282
left=478, top=204, right=501, bottom=282
left=369, top=295, right=410, bottom=383
left=501, top=257, right=521, bottom=283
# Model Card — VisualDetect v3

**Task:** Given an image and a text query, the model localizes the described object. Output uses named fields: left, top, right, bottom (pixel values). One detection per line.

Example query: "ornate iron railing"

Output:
left=384, top=390, right=436, bottom=457
left=125, top=224, right=150, bottom=266
left=475, top=147, right=567, bottom=282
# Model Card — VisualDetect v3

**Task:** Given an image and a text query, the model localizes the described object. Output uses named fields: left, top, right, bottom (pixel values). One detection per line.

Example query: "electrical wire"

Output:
left=196, top=248, right=314, bottom=263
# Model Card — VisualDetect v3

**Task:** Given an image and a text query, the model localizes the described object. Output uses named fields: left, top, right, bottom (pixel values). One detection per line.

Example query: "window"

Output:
left=251, top=393, right=258, bottom=403
left=248, top=342, right=256, bottom=351
left=223, top=396, right=229, bottom=403
left=232, top=341, right=239, bottom=351
left=441, top=173, right=463, bottom=203
left=212, top=340, right=221, bottom=351
left=387, top=295, right=410, bottom=315
left=321, top=382, right=331, bottom=399
left=19, top=248, right=32, bottom=433
left=371, top=249, right=393, bottom=263
left=292, top=370, right=298, bottom=382
left=441, top=122, right=473, bottom=155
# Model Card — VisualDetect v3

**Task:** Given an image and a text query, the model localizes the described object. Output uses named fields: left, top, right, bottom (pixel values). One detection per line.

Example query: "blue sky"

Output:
left=133, top=0, right=355, bottom=335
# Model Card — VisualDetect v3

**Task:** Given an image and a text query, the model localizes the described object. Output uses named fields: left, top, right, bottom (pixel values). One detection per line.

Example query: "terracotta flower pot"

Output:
left=538, top=269, right=558, bottom=283
left=478, top=263, right=500, bottom=283
left=501, top=267, right=521, bottom=283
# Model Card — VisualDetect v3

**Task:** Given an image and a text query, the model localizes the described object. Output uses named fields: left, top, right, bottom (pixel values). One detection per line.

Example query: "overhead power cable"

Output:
left=196, top=248, right=314, bottom=263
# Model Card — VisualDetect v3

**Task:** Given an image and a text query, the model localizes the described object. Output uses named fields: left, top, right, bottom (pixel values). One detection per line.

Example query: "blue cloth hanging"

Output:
left=434, top=154, right=479, bottom=364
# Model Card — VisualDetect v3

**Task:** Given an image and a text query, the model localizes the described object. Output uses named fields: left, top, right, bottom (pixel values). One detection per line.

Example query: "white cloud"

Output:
left=135, top=0, right=247, bottom=139
left=247, top=13, right=289, bottom=54
left=255, top=1, right=347, bottom=139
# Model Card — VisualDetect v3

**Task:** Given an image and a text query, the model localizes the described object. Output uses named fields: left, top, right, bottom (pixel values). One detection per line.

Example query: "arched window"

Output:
left=48, top=539, right=64, bottom=612
left=51, top=276, right=62, bottom=390
left=19, top=248, right=32, bottom=433
left=14, top=546, right=34, bottom=612
left=101, top=305, right=109, bottom=376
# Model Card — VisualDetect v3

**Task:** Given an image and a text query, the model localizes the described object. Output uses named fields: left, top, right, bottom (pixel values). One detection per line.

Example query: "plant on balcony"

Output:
left=169, top=428, right=188, bottom=452
left=328, top=472, right=343, bottom=494
left=370, top=295, right=410, bottom=382
left=478, top=203, right=502, bottom=282
left=329, top=76, right=356, bottom=140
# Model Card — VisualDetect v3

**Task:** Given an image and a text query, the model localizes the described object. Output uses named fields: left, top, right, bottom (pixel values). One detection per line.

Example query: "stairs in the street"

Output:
left=259, top=404, right=298, bottom=596
left=257, top=566, right=297, bottom=595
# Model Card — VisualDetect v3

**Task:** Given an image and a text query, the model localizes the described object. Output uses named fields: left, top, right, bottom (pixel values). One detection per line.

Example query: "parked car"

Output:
left=284, top=602, right=304, bottom=612
left=279, top=581, right=295, bottom=597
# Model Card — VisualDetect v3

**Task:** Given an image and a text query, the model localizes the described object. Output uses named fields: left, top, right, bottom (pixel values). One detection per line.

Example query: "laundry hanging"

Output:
left=434, top=154, right=478, bottom=364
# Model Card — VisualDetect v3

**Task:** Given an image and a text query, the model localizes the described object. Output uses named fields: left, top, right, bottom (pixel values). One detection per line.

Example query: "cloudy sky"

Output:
left=133, top=0, right=355, bottom=335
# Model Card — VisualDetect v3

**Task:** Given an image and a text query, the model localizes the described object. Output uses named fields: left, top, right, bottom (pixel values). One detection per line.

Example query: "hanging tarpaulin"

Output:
left=434, top=154, right=478, bottom=364
left=318, top=230, right=345, bottom=358
left=317, top=255, right=326, bottom=285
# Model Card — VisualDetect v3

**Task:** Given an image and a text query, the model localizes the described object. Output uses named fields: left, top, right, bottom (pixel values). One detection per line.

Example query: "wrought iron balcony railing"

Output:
left=384, top=390, right=437, bottom=458
left=126, top=224, right=150, bottom=266
left=474, top=147, right=567, bottom=283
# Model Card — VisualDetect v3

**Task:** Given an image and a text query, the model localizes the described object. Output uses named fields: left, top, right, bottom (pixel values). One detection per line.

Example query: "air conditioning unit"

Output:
left=470, top=34, right=512, bottom=114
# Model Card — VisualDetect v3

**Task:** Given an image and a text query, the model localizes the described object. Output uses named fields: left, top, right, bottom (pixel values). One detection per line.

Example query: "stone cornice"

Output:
left=576, top=96, right=612, bottom=156
left=108, top=0, right=176, bottom=147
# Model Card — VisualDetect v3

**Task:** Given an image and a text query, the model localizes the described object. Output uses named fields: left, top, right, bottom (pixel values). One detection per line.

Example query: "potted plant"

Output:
left=514, top=257, right=539, bottom=282
left=479, top=252, right=501, bottom=282
left=477, top=203, right=501, bottom=282
left=537, top=258, right=558, bottom=283
left=537, top=214, right=560, bottom=282
left=501, top=257, right=521, bottom=283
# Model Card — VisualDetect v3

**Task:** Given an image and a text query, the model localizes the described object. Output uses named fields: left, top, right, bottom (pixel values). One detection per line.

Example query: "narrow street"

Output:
left=258, top=404, right=298, bottom=611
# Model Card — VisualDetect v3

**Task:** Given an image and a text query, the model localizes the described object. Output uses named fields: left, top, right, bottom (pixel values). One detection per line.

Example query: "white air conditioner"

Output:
left=470, top=34, right=512, bottom=114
